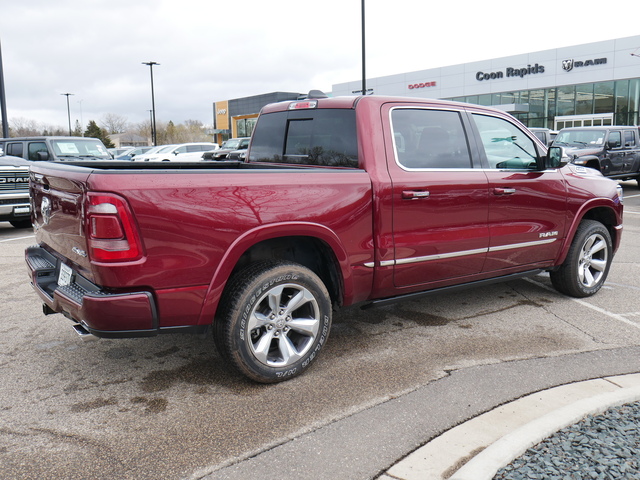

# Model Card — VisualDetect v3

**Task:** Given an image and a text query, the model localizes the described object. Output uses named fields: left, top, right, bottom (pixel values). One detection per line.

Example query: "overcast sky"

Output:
left=1, top=0, right=638, bottom=130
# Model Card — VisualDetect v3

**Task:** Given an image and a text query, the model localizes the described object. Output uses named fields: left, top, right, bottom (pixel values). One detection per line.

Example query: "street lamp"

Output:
left=0, top=39, right=9, bottom=138
left=142, top=61, right=160, bottom=146
left=61, top=93, right=74, bottom=136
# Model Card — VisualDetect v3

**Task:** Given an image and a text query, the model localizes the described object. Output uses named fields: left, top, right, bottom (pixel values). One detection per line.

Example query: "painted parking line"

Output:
left=526, top=278, right=640, bottom=331
left=0, top=234, right=35, bottom=243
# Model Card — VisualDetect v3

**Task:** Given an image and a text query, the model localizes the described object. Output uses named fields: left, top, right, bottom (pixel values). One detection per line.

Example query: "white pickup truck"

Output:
left=0, top=155, right=31, bottom=228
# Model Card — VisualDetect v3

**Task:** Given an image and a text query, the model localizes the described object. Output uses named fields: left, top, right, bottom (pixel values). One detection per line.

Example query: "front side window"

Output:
left=608, top=131, right=622, bottom=148
left=472, top=114, right=539, bottom=170
left=28, top=142, right=47, bottom=161
left=391, top=108, right=472, bottom=169
left=249, top=109, right=358, bottom=168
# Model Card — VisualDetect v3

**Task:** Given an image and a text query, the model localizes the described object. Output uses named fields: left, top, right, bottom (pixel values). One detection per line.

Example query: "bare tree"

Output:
left=100, top=113, right=129, bottom=134
left=10, top=117, right=42, bottom=136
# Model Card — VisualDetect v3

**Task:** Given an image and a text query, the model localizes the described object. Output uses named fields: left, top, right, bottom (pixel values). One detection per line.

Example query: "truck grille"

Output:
left=0, top=172, right=30, bottom=191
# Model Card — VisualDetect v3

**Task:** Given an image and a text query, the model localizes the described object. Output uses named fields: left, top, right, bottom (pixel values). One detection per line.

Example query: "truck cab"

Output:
left=0, top=136, right=111, bottom=162
left=553, top=126, right=640, bottom=184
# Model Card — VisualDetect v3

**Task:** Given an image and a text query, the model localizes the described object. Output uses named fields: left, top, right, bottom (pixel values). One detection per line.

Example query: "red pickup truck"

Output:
left=26, top=95, right=624, bottom=383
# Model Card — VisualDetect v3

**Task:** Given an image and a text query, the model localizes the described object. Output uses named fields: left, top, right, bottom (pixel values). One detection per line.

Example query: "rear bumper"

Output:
left=25, top=245, right=160, bottom=338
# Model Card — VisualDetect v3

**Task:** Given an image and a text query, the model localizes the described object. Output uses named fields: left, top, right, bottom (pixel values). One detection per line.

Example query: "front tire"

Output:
left=550, top=220, right=612, bottom=298
left=214, top=261, right=332, bottom=383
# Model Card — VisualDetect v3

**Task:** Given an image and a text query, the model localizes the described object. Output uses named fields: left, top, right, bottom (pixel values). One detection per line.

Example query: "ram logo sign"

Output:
left=562, top=57, right=607, bottom=72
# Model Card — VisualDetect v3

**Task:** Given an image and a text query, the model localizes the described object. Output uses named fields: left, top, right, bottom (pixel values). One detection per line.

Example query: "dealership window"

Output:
left=236, top=117, right=257, bottom=137
left=391, top=108, right=472, bottom=169
left=615, top=80, right=630, bottom=125
left=446, top=78, right=640, bottom=129
left=594, top=82, right=615, bottom=114
left=557, top=85, right=576, bottom=116
left=576, top=84, right=594, bottom=115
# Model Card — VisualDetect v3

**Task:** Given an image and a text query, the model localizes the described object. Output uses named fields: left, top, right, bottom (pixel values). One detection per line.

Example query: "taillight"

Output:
left=86, top=193, right=143, bottom=262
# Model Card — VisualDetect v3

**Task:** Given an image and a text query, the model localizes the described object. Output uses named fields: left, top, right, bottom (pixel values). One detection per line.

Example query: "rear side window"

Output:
left=248, top=109, right=359, bottom=168
left=6, top=142, right=23, bottom=157
left=624, top=130, right=636, bottom=147
left=391, top=108, right=472, bottom=169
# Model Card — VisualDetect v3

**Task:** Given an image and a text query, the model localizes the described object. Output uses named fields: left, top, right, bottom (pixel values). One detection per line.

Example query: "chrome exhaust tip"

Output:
left=71, top=323, right=91, bottom=337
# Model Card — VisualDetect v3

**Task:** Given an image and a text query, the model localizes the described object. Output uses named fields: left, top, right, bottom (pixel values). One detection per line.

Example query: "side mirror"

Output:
left=36, top=151, right=50, bottom=161
left=545, top=146, right=568, bottom=169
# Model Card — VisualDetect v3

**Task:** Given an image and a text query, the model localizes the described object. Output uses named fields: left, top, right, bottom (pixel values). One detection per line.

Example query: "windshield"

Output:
left=51, top=139, right=111, bottom=159
left=554, top=130, right=606, bottom=148
left=221, top=139, right=241, bottom=150
left=156, top=145, right=176, bottom=153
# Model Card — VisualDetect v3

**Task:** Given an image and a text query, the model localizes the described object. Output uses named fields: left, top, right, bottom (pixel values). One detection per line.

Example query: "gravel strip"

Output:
left=494, top=401, right=640, bottom=479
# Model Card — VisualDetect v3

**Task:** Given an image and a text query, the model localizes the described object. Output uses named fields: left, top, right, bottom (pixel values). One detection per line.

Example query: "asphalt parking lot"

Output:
left=1, top=182, right=639, bottom=480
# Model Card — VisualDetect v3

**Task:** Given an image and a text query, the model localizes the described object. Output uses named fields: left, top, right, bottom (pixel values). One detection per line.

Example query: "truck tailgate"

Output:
left=30, top=166, right=93, bottom=278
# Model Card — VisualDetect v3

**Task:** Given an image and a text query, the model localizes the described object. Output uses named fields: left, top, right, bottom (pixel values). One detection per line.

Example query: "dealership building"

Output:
left=214, top=35, right=640, bottom=140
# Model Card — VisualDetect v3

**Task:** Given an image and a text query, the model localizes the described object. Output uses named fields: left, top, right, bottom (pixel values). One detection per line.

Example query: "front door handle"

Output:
left=402, top=190, right=430, bottom=200
left=493, top=187, right=516, bottom=195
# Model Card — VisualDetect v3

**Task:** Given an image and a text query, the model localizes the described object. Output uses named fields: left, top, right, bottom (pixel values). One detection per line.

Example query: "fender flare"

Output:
left=197, top=222, right=353, bottom=325
left=555, top=198, right=622, bottom=266
left=573, top=155, right=602, bottom=170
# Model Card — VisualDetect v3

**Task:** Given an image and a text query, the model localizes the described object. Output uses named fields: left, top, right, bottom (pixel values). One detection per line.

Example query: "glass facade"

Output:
left=449, top=79, right=640, bottom=128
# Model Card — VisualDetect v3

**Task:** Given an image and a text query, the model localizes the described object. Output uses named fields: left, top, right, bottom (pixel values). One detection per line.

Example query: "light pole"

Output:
left=0, top=39, right=8, bottom=138
left=142, top=61, right=159, bottom=146
left=61, top=93, right=74, bottom=135
left=77, top=99, right=84, bottom=136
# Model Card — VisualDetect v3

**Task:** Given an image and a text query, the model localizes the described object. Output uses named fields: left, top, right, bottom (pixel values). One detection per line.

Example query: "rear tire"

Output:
left=214, top=261, right=332, bottom=383
left=550, top=220, right=612, bottom=298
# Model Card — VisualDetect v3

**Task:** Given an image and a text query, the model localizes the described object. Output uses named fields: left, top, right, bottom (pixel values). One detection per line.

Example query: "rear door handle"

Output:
left=402, top=190, right=430, bottom=200
left=493, top=187, right=516, bottom=195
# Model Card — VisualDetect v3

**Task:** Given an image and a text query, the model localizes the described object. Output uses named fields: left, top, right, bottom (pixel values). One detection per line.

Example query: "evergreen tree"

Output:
left=73, top=120, right=83, bottom=137
left=84, top=120, right=115, bottom=148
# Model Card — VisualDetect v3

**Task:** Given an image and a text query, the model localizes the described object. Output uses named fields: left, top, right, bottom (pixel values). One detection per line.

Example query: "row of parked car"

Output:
left=0, top=136, right=251, bottom=229
left=110, top=137, right=251, bottom=162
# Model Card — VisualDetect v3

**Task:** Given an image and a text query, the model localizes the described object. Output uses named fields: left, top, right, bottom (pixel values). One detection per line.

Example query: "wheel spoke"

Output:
left=580, top=264, right=595, bottom=287
left=588, top=238, right=606, bottom=257
left=252, top=329, right=275, bottom=364
left=591, top=258, right=607, bottom=273
left=288, top=318, right=320, bottom=337
left=247, top=310, right=268, bottom=332
left=283, top=289, right=314, bottom=315
left=277, top=334, right=301, bottom=365
left=267, top=285, right=284, bottom=313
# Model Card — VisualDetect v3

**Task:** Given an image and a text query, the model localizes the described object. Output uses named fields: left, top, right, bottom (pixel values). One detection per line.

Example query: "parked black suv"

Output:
left=203, top=137, right=250, bottom=160
left=0, top=136, right=111, bottom=162
left=553, top=126, right=640, bottom=185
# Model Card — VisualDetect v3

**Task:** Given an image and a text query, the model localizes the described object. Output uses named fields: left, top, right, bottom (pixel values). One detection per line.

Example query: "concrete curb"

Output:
left=385, top=373, right=640, bottom=480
